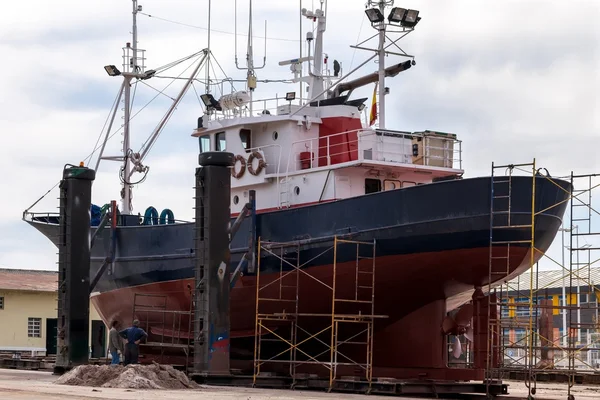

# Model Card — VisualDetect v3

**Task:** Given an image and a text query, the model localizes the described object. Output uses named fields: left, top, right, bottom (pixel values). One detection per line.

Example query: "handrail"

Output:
left=243, top=143, right=282, bottom=176
left=211, top=94, right=304, bottom=121
left=284, top=128, right=462, bottom=176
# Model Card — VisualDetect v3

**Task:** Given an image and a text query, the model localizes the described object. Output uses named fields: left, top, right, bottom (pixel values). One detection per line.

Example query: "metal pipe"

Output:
left=247, top=190, right=257, bottom=273
left=122, top=75, right=133, bottom=214
left=333, top=60, right=411, bottom=98
left=90, top=211, right=110, bottom=248
left=230, top=203, right=251, bottom=239
left=561, top=224, right=567, bottom=348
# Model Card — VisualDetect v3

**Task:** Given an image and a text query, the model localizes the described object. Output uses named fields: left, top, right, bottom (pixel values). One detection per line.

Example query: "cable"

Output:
left=349, top=14, right=366, bottom=71
left=137, top=53, right=204, bottom=156
left=138, top=12, right=299, bottom=43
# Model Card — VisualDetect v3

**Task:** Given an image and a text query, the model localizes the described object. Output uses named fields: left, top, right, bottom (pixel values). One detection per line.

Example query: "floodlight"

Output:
left=285, top=92, right=296, bottom=101
left=402, top=9, right=421, bottom=28
left=104, top=65, right=121, bottom=76
left=365, top=8, right=384, bottom=23
left=388, top=7, right=421, bottom=28
left=388, top=7, right=407, bottom=23
left=358, top=103, right=366, bottom=112
left=200, top=93, right=222, bottom=111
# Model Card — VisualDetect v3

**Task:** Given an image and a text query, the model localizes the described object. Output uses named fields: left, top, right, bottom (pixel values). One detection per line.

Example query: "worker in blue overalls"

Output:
left=119, top=319, right=148, bottom=366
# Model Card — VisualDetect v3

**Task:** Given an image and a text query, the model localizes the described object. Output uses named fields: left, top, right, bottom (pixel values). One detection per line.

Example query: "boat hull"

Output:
left=27, top=175, right=571, bottom=373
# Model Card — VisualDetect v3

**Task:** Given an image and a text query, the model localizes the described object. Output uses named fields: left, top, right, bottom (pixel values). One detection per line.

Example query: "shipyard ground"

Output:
left=1, top=369, right=599, bottom=399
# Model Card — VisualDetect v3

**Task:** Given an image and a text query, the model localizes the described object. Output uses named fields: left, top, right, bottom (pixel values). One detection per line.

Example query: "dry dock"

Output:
left=1, top=369, right=599, bottom=400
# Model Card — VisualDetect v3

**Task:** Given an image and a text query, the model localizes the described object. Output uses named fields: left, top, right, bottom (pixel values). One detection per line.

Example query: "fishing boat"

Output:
left=24, top=0, right=570, bottom=379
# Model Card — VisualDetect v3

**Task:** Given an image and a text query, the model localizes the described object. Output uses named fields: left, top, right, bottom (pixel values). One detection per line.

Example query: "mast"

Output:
left=376, top=0, right=386, bottom=129
left=234, top=0, right=266, bottom=112
left=357, top=1, right=419, bottom=128
left=299, top=0, right=303, bottom=103
left=246, top=0, right=255, bottom=113
left=206, top=0, right=211, bottom=95
left=121, top=0, right=142, bottom=214
left=304, top=0, right=327, bottom=101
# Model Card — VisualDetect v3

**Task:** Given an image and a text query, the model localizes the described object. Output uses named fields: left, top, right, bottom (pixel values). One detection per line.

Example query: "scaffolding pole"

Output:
left=252, top=236, right=385, bottom=391
left=487, top=160, right=538, bottom=398
left=132, top=292, right=194, bottom=370
left=487, top=162, right=600, bottom=399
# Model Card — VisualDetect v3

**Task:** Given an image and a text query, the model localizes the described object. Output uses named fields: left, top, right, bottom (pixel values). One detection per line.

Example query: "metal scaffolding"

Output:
left=486, top=161, right=600, bottom=399
left=132, top=293, right=194, bottom=370
left=486, top=160, right=538, bottom=397
left=252, top=236, right=384, bottom=391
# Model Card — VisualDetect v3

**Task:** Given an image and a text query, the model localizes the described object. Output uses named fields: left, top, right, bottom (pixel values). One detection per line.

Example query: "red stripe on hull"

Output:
left=91, top=246, right=531, bottom=375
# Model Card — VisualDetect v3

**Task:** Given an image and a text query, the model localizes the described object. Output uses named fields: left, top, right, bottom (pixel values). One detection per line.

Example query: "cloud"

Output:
left=1, top=0, right=598, bottom=273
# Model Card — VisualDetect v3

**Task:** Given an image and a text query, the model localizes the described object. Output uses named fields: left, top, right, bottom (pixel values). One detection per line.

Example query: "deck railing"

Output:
left=210, top=94, right=304, bottom=120
left=285, top=128, right=462, bottom=174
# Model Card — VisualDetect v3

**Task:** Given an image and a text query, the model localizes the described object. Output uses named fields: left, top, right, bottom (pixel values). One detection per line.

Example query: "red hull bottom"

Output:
left=91, top=246, right=530, bottom=380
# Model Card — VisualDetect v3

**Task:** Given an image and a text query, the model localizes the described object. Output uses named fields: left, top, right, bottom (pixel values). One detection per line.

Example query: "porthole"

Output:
left=272, top=131, right=279, bottom=140
left=294, top=186, right=300, bottom=195
left=233, top=195, right=239, bottom=205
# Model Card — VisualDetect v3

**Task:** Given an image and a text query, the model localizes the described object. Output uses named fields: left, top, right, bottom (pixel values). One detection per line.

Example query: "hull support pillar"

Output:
left=54, top=164, right=96, bottom=374
left=193, top=152, right=235, bottom=376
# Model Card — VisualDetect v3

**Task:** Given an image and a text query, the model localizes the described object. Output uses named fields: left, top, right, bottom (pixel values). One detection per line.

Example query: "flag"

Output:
left=369, top=82, right=378, bottom=126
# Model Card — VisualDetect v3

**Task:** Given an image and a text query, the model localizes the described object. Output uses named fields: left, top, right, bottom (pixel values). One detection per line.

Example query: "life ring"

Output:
left=231, top=154, right=246, bottom=179
left=247, top=151, right=266, bottom=176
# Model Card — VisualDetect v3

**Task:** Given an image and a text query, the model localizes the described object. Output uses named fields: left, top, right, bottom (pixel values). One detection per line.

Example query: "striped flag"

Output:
left=369, top=82, right=378, bottom=126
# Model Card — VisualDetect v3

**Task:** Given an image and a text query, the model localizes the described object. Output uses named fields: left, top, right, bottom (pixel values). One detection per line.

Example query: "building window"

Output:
left=0, top=296, right=4, bottom=309
left=239, top=129, right=252, bottom=151
left=28, top=318, right=41, bottom=338
left=216, top=132, right=226, bottom=151
left=365, top=178, right=381, bottom=194
left=198, top=135, right=210, bottom=153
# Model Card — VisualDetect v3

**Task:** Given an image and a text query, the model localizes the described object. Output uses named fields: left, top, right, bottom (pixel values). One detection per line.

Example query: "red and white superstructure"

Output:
left=192, top=0, right=463, bottom=215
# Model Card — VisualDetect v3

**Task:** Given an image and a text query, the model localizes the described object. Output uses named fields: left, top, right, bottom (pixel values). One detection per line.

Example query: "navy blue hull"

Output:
left=28, top=175, right=570, bottom=319
left=32, top=177, right=570, bottom=300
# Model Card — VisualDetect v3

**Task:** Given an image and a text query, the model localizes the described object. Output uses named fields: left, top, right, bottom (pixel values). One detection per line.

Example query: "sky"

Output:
left=0, top=0, right=598, bottom=275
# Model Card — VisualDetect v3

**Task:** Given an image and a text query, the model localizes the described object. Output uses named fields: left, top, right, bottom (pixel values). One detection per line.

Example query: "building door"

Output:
left=91, top=320, right=106, bottom=359
left=46, top=318, right=58, bottom=355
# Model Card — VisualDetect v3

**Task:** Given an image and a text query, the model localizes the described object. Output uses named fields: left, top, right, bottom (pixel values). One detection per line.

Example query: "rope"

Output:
left=138, top=12, right=299, bottom=43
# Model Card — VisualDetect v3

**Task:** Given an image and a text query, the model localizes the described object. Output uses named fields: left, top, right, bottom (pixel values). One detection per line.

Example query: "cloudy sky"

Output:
left=0, top=0, right=598, bottom=274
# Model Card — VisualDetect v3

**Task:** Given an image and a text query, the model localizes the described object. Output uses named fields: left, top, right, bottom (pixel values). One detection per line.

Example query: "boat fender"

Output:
left=159, top=208, right=175, bottom=225
left=231, top=154, right=247, bottom=179
left=247, top=151, right=266, bottom=176
left=90, top=204, right=102, bottom=226
left=143, top=206, right=159, bottom=225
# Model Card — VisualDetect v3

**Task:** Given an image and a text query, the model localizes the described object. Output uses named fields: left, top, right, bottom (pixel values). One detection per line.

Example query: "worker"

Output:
left=119, top=319, right=147, bottom=366
left=108, top=320, right=124, bottom=365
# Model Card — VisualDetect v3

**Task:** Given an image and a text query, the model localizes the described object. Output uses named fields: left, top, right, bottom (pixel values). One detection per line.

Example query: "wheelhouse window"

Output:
left=216, top=132, right=226, bottom=151
left=384, top=180, right=401, bottom=191
left=198, top=135, right=210, bottom=153
left=365, top=178, right=381, bottom=194
left=240, top=129, right=252, bottom=151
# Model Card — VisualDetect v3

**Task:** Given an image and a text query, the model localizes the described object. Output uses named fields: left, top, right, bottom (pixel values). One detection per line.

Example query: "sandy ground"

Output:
left=1, top=368, right=599, bottom=399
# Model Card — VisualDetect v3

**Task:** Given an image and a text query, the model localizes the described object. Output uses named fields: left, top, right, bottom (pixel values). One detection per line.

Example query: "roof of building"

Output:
left=0, top=269, right=57, bottom=292
left=506, top=266, right=600, bottom=293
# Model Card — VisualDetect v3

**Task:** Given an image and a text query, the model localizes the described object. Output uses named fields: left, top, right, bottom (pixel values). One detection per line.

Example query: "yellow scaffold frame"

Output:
left=252, top=235, right=387, bottom=392
left=487, top=160, right=600, bottom=400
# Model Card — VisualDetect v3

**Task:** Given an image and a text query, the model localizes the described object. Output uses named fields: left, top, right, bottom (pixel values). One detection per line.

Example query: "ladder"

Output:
left=279, top=177, right=290, bottom=208
left=487, top=160, right=537, bottom=398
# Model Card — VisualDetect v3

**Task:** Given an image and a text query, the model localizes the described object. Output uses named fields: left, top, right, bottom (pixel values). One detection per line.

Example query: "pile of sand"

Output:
left=55, top=362, right=200, bottom=390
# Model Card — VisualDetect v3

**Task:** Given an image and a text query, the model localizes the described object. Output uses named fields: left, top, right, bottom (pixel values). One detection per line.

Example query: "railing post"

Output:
left=327, top=136, right=331, bottom=165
